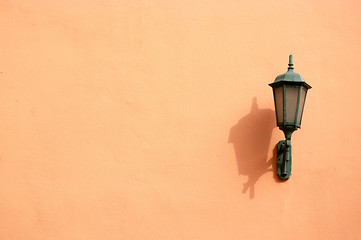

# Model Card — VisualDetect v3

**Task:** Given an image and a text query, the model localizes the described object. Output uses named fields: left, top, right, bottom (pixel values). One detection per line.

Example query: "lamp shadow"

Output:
left=228, top=97, right=277, bottom=199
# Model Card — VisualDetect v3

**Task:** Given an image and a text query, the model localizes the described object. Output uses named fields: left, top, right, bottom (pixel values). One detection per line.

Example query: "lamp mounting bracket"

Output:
left=277, top=140, right=292, bottom=180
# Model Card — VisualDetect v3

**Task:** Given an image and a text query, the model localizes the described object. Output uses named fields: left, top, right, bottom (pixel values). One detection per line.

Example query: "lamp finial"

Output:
left=288, top=54, right=294, bottom=71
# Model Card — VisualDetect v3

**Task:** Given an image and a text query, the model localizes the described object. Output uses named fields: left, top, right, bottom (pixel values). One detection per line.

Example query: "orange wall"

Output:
left=1, top=1, right=361, bottom=239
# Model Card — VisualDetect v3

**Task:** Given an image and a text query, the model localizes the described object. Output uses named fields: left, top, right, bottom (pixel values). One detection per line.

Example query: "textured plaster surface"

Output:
left=1, top=0, right=361, bottom=239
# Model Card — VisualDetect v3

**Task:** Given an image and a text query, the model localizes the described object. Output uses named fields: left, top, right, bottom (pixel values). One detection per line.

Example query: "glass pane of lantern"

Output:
left=285, top=85, right=299, bottom=124
left=274, top=87, right=283, bottom=124
left=296, top=87, right=307, bottom=126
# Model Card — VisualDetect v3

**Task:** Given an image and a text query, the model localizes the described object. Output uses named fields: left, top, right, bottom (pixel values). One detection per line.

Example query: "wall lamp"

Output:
left=269, top=55, right=311, bottom=180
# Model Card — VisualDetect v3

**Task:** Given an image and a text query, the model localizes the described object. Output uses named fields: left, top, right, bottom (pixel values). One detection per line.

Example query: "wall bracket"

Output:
left=277, top=140, right=292, bottom=180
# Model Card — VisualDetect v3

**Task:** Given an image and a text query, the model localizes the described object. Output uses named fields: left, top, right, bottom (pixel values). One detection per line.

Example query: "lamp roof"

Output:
left=269, top=55, right=312, bottom=89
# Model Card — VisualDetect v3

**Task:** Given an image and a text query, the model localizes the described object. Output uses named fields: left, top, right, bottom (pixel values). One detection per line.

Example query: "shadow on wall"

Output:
left=228, top=97, right=277, bottom=199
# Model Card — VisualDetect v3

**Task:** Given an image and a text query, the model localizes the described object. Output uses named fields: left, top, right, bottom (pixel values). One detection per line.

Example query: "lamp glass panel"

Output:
left=296, top=87, right=307, bottom=126
left=285, top=85, right=300, bottom=124
left=274, top=87, right=283, bottom=124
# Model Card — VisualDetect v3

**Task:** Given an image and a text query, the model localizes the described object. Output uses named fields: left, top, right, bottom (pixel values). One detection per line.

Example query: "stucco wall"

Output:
left=1, top=1, right=361, bottom=239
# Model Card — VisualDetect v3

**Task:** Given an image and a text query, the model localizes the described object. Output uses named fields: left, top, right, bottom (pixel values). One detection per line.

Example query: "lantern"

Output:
left=269, top=55, right=311, bottom=179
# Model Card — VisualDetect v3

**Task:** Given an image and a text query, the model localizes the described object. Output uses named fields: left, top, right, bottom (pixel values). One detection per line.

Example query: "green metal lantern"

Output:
left=269, top=55, right=311, bottom=180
